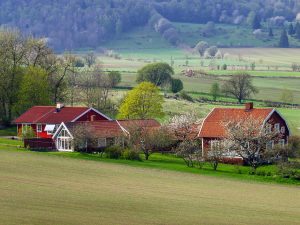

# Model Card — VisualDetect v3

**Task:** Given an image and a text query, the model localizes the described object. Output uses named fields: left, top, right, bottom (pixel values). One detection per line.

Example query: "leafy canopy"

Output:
left=136, top=62, right=174, bottom=87
left=118, top=82, right=164, bottom=119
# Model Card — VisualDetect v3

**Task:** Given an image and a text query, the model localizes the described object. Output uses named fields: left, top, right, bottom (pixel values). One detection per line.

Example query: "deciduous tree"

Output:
left=136, top=63, right=174, bottom=87
left=222, top=72, right=258, bottom=104
left=118, top=82, right=164, bottom=119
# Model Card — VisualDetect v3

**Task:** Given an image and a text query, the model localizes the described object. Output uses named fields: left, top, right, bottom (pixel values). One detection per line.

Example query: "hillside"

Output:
left=1, top=0, right=300, bottom=50
left=1, top=147, right=300, bottom=225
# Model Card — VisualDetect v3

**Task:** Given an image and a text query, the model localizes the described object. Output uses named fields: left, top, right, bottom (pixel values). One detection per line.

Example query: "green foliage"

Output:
left=210, top=82, right=220, bottom=101
left=170, top=78, right=183, bottom=93
left=179, top=91, right=194, bottom=102
left=288, top=23, right=295, bottom=35
left=118, top=82, right=164, bottom=119
left=122, top=149, right=141, bottom=161
left=278, top=29, right=289, bottom=48
left=268, top=27, right=274, bottom=37
left=295, top=23, right=300, bottom=39
left=251, top=14, right=261, bottom=30
left=136, top=62, right=174, bottom=86
left=17, top=66, right=51, bottom=113
left=104, top=145, right=123, bottom=159
left=108, top=71, right=122, bottom=87
left=277, top=162, right=300, bottom=180
left=21, top=125, right=36, bottom=139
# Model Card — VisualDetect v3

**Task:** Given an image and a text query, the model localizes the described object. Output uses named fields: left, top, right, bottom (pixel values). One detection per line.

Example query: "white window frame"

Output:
left=281, top=126, right=285, bottom=134
left=274, top=123, right=280, bottom=133
left=37, top=124, right=42, bottom=133
left=98, top=138, right=107, bottom=148
left=279, top=139, right=285, bottom=148
left=56, top=127, right=73, bottom=152
left=266, top=140, right=274, bottom=150
left=265, top=124, right=272, bottom=134
left=210, top=140, right=220, bottom=150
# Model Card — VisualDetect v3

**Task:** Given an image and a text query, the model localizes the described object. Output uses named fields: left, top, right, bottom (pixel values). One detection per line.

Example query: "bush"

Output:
left=179, top=91, right=194, bottom=102
left=122, top=149, right=141, bottom=161
left=104, top=145, right=123, bottom=159
left=277, top=162, right=300, bottom=180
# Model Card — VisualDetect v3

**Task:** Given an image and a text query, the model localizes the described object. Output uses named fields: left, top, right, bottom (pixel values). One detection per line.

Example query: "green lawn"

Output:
left=0, top=138, right=299, bottom=185
left=0, top=146, right=300, bottom=225
left=0, top=126, right=17, bottom=136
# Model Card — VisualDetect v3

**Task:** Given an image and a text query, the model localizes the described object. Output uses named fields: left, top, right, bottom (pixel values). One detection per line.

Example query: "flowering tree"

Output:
left=223, top=116, right=281, bottom=170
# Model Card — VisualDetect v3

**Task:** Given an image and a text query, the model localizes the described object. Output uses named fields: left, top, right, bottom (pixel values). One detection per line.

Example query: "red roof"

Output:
left=118, top=119, right=160, bottom=130
left=198, top=107, right=273, bottom=138
left=13, top=106, right=90, bottom=124
left=64, top=119, right=161, bottom=138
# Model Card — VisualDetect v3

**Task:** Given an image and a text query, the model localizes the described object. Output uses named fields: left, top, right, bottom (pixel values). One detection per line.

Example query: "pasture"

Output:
left=0, top=147, right=300, bottom=225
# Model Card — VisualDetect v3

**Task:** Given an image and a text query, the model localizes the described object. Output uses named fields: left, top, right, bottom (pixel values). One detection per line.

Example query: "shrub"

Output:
left=122, top=149, right=141, bottom=161
left=277, top=162, right=300, bottom=180
left=179, top=91, right=194, bottom=102
left=104, top=145, right=123, bottom=159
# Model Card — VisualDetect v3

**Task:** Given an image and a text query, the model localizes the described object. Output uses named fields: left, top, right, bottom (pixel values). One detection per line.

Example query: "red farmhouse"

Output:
left=13, top=103, right=111, bottom=138
left=198, top=103, right=290, bottom=159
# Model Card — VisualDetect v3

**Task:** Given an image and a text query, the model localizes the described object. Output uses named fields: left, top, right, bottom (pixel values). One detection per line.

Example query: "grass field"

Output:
left=0, top=147, right=300, bottom=225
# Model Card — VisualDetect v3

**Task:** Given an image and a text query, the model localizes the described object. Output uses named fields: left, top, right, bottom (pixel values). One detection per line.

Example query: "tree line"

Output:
left=1, top=0, right=300, bottom=50
left=0, top=29, right=122, bottom=124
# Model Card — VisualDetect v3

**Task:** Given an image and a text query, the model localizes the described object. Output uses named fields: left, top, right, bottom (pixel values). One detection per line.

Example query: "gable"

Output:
left=265, top=110, right=290, bottom=135
left=73, top=108, right=111, bottom=122
left=198, top=107, right=274, bottom=138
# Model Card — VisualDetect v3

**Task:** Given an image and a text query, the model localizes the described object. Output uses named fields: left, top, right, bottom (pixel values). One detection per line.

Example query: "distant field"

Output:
left=0, top=148, right=300, bottom=225
left=174, top=22, right=300, bottom=48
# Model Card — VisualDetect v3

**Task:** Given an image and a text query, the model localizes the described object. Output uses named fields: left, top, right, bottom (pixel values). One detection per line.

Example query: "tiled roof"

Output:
left=66, top=121, right=123, bottom=137
left=13, top=106, right=90, bottom=124
left=65, top=119, right=161, bottom=138
left=198, top=108, right=273, bottom=138
left=118, top=119, right=160, bottom=130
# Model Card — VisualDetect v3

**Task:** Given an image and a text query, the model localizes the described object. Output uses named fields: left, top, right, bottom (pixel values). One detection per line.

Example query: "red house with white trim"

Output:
left=13, top=103, right=111, bottom=138
left=198, top=103, right=290, bottom=159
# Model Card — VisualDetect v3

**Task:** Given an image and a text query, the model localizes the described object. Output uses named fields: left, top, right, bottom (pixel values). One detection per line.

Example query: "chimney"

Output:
left=245, top=102, right=254, bottom=111
left=90, top=115, right=96, bottom=122
left=56, top=102, right=64, bottom=112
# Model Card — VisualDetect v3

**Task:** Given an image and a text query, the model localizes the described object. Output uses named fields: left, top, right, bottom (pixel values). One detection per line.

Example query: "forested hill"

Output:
left=1, top=0, right=300, bottom=50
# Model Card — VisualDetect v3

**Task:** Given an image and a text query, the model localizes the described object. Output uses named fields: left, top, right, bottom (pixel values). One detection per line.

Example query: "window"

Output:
left=37, top=124, right=42, bottom=133
left=56, top=127, right=73, bottom=151
left=266, top=141, right=274, bottom=150
left=279, top=139, right=285, bottom=148
left=281, top=126, right=286, bottom=134
left=274, top=123, right=280, bottom=133
left=98, top=138, right=107, bottom=148
left=210, top=140, right=220, bottom=150
left=265, top=124, right=272, bottom=134
left=45, top=124, right=56, bottom=135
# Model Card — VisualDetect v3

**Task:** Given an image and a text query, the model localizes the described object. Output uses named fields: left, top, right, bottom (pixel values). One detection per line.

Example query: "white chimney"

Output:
left=56, top=102, right=64, bottom=112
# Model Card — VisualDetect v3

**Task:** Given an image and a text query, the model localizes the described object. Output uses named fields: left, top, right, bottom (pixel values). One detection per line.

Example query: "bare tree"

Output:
left=48, top=53, right=76, bottom=104
left=71, top=123, right=98, bottom=152
left=223, top=115, right=281, bottom=170
left=176, top=140, right=201, bottom=167
left=125, top=123, right=172, bottom=160
left=84, top=52, right=96, bottom=68
left=206, top=140, right=229, bottom=170
left=222, top=72, right=258, bottom=104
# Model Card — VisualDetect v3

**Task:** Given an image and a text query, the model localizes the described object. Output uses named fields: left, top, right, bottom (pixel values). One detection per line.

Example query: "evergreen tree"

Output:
left=252, top=14, right=261, bottom=30
left=288, top=23, right=295, bottom=35
left=278, top=29, right=289, bottom=48
left=268, top=27, right=274, bottom=37
left=295, top=23, right=300, bottom=39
